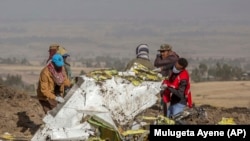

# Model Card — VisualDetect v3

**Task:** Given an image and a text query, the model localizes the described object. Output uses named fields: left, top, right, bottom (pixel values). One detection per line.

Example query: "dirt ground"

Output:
left=0, top=81, right=250, bottom=140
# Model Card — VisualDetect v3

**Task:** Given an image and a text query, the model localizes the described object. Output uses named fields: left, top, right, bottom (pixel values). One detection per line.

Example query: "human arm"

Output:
left=154, top=54, right=162, bottom=67
left=161, top=63, right=175, bottom=71
left=167, top=80, right=187, bottom=99
left=39, top=71, right=57, bottom=100
left=155, top=54, right=178, bottom=68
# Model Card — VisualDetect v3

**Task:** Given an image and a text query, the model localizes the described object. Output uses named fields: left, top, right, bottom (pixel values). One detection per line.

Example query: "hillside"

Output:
left=1, top=20, right=250, bottom=60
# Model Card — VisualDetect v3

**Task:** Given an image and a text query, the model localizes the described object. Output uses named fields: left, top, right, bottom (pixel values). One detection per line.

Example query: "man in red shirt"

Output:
left=160, top=58, right=192, bottom=118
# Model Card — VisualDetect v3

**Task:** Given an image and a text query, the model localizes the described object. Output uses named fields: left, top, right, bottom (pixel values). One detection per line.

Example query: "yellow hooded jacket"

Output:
left=37, top=65, right=71, bottom=101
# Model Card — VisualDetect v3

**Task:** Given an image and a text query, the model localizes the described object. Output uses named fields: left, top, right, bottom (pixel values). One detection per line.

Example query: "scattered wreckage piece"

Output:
left=32, top=72, right=162, bottom=141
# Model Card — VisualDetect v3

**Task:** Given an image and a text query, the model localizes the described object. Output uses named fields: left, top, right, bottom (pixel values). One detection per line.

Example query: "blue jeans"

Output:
left=167, top=103, right=185, bottom=118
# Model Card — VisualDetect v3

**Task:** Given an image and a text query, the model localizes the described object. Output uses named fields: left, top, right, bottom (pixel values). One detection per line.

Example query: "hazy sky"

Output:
left=1, top=0, right=250, bottom=60
left=1, top=0, right=250, bottom=22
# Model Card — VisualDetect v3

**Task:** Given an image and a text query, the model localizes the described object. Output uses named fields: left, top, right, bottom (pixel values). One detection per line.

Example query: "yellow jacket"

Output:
left=37, top=66, right=71, bottom=101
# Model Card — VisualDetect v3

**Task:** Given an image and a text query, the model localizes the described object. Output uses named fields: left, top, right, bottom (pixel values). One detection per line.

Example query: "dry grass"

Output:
left=191, top=81, right=250, bottom=108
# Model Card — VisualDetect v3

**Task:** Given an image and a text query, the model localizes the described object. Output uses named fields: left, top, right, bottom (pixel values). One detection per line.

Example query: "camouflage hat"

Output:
left=158, top=44, right=172, bottom=51
left=49, top=43, right=60, bottom=50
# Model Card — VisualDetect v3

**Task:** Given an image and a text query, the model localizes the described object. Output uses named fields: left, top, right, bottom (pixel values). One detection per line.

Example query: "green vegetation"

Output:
left=0, top=57, right=30, bottom=65
left=1, top=56, right=250, bottom=93
left=0, top=74, right=35, bottom=93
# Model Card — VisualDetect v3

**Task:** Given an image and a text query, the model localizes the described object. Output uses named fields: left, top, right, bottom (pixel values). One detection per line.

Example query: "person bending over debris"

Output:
left=125, top=44, right=155, bottom=71
left=160, top=57, right=193, bottom=118
left=37, top=53, right=71, bottom=114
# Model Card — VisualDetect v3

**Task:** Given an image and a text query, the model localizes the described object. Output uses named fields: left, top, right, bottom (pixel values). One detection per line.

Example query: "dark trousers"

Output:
left=39, top=100, right=57, bottom=114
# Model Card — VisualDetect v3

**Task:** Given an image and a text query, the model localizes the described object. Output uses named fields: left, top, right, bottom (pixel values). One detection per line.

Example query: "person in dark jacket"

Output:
left=154, top=44, right=180, bottom=116
left=125, top=44, right=155, bottom=71
left=154, top=44, right=179, bottom=77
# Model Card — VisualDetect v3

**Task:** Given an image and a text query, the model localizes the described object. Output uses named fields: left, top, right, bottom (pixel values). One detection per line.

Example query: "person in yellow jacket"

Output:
left=37, top=53, right=71, bottom=114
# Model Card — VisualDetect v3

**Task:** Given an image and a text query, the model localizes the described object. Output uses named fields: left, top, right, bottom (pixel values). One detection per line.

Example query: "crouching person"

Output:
left=161, top=58, right=193, bottom=118
left=37, top=53, right=71, bottom=114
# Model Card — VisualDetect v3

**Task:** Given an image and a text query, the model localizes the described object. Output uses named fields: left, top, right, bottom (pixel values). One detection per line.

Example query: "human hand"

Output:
left=160, top=84, right=168, bottom=91
left=55, top=96, right=65, bottom=103
left=153, top=67, right=161, bottom=72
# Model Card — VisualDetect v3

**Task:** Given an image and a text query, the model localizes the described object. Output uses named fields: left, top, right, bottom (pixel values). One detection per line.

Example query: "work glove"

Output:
left=153, top=67, right=161, bottom=72
left=55, top=96, right=65, bottom=103
left=160, top=84, right=168, bottom=91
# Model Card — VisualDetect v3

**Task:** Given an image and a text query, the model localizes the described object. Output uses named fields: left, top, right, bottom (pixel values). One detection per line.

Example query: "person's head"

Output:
left=57, top=46, right=70, bottom=62
left=49, top=44, right=60, bottom=57
left=52, top=53, right=64, bottom=72
left=173, top=58, right=188, bottom=74
left=158, top=44, right=172, bottom=59
left=136, top=44, right=149, bottom=60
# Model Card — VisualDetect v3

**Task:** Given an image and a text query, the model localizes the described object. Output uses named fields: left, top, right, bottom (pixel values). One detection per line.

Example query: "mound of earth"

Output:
left=145, top=104, right=250, bottom=125
left=0, top=84, right=45, bottom=139
left=0, top=84, right=249, bottom=140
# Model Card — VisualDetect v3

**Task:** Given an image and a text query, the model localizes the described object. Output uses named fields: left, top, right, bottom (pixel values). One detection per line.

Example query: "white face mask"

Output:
left=172, top=66, right=181, bottom=74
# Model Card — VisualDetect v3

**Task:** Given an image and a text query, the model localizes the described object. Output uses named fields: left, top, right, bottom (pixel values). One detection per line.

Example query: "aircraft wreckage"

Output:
left=31, top=63, right=172, bottom=141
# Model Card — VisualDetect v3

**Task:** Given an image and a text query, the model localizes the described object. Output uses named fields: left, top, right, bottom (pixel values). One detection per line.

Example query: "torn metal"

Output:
left=32, top=72, right=162, bottom=141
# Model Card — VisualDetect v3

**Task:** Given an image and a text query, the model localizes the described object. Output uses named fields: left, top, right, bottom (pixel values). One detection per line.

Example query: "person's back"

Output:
left=125, top=44, right=154, bottom=71
left=154, top=44, right=179, bottom=77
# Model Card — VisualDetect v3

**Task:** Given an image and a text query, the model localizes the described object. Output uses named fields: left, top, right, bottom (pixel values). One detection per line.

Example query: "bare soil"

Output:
left=0, top=81, right=250, bottom=140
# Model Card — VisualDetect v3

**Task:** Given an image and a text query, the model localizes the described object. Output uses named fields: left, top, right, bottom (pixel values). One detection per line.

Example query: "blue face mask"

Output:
left=172, top=66, right=181, bottom=74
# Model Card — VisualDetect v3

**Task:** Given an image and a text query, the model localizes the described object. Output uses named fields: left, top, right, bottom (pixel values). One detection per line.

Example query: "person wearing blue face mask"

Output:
left=160, top=58, right=193, bottom=118
left=37, top=53, right=71, bottom=114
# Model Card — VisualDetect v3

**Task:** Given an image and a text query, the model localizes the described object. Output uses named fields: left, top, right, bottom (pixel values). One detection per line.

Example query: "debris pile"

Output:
left=0, top=67, right=250, bottom=140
